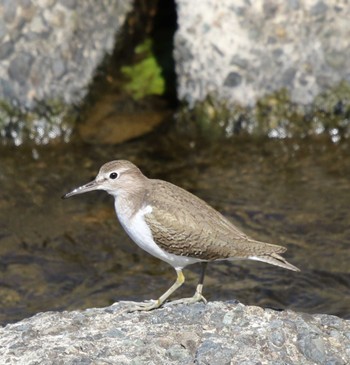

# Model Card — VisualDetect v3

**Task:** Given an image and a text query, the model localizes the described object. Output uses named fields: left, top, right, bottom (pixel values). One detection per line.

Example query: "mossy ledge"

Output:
left=176, top=82, right=350, bottom=142
left=0, top=100, right=77, bottom=146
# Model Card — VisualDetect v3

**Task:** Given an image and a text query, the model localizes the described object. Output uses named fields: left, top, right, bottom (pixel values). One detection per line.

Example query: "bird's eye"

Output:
left=109, top=172, right=119, bottom=179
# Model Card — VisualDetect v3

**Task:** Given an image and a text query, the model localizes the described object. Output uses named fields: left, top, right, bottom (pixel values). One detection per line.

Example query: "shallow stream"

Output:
left=0, top=135, right=349, bottom=324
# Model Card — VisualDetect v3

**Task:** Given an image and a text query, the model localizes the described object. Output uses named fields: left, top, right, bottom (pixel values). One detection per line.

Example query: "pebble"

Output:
left=299, top=336, right=326, bottom=364
left=166, top=344, right=190, bottom=362
left=8, top=52, right=33, bottom=85
left=0, top=41, right=14, bottom=60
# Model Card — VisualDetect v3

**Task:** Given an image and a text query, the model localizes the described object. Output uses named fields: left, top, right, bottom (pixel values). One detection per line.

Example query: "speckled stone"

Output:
left=0, top=302, right=349, bottom=364
left=174, top=0, right=350, bottom=107
left=0, top=0, right=132, bottom=108
left=0, top=41, right=13, bottom=60
left=8, top=52, right=33, bottom=85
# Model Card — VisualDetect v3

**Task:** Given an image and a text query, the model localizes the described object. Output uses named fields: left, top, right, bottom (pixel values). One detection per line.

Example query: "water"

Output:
left=0, top=135, right=349, bottom=324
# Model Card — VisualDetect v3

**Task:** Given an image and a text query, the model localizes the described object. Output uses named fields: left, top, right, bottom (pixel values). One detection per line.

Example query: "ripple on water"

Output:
left=0, top=138, right=349, bottom=324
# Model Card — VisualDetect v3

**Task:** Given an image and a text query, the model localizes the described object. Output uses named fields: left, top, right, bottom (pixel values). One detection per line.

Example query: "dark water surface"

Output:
left=0, top=136, right=349, bottom=324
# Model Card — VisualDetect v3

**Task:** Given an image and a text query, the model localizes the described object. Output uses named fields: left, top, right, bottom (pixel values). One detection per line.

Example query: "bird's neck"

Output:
left=113, top=180, right=150, bottom=221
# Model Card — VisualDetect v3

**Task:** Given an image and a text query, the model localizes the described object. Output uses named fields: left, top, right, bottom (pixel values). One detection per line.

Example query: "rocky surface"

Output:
left=0, top=301, right=349, bottom=364
left=174, top=0, right=350, bottom=108
left=0, top=0, right=132, bottom=144
left=1, top=1, right=350, bottom=144
left=0, top=0, right=131, bottom=109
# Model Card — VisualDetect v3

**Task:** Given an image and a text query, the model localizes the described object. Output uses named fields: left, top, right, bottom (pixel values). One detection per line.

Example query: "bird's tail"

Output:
left=248, top=252, right=300, bottom=272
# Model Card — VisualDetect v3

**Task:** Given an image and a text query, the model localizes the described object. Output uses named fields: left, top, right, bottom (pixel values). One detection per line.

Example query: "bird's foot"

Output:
left=119, top=299, right=162, bottom=312
left=165, top=291, right=207, bottom=307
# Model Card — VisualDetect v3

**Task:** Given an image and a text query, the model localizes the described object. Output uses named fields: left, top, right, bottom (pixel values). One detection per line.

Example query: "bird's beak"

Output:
left=62, top=179, right=102, bottom=199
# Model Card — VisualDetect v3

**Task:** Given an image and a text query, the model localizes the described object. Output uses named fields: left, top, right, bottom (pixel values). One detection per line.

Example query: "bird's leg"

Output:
left=125, top=268, right=185, bottom=312
left=192, top=261, right=208, bottom=303
left=166, top=262, right=208, bottom=306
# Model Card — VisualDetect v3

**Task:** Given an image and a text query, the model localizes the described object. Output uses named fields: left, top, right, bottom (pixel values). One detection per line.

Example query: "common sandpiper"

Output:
left=63, top=160, right=299, bottom=311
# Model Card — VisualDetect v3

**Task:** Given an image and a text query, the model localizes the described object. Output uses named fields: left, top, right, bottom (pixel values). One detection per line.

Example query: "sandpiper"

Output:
left=63, top=160, right=299, bottom=311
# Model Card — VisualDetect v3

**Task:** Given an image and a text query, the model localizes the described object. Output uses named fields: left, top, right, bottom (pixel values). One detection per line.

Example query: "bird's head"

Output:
left=62, top=160, right=146, bottom=199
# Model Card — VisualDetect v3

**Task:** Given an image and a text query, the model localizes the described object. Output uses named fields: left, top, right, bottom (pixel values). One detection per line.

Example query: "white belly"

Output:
left=116, top=204, right=199, bottom=269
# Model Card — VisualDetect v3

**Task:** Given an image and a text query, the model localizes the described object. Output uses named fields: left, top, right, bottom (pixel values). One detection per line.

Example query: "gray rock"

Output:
left=174, top=0, right=350, bottom=107
left=166, top=344, right=191, bottom=362
left=60, top=0, right=77, bottom=9
left=51, top=58, right=66, bottom=78
left=18, top=0, right=32, bottom=8
left=0, top=0, right=132, bottom=108
left=3, top=0, right=18, bottom=24
left=0, top=302, right=349, bottom=364
left=8, top=52, right=33, bottom=85
left=310, top=1, right=328, bottom=16
left=298, top=331, right=326, bottom=364
left=0, top=40, right=14, bottom=60
left=224, top=72, right=242, bottom=88
left=0, top=19, right=7, bottom=40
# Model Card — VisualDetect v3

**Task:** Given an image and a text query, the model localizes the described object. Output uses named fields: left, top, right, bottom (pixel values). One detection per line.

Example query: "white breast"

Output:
left=115, top=203, right=200, bottom=269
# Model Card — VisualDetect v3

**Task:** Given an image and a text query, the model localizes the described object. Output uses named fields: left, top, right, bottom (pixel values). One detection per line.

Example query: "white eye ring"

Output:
left=109, top=172, right=119, bottom=180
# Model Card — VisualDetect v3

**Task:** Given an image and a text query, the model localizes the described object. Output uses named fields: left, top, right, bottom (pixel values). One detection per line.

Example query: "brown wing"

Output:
left=143, top=179, right=285, bottom=261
